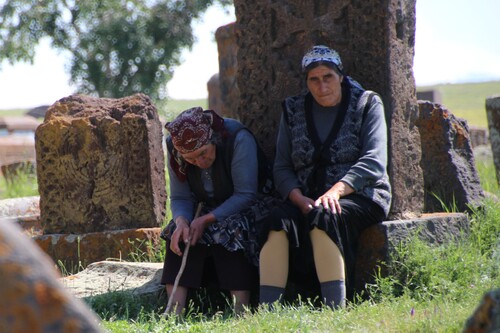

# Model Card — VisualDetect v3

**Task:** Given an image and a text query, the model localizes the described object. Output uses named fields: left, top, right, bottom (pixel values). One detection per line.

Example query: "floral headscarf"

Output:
left=165, top=107, right=225, bottom=180
left=301, top=45, right=343, bottom=72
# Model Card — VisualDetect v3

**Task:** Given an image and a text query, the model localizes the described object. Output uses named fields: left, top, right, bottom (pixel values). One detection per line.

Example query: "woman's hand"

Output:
left=289, top=188, right=315, bottom=215
left=314, top=190, right=342, bottom=214
left=314, top=181, right=354, bottom=214
left=170, top=217, right=190, bottom=256
left=189, top=213, right=216, bottom=246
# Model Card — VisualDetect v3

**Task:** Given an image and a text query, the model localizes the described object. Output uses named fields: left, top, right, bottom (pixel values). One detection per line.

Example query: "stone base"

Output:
left=355, top=212, right=469, bottom=293
left=33, top=228, right=163, bottom=270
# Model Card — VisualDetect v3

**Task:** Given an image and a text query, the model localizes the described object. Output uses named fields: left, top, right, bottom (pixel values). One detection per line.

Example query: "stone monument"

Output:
left=233, top=0, right=424, bottom=218
left=35, top=94, right=167, bottom=234
left=417, top=101, right=484, bottom=212
left=486, top=95, right=500, bottom=185
left=215, top=22, right=240, bottom=119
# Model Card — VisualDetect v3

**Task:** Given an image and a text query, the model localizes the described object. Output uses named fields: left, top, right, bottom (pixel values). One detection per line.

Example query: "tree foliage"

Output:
left=0, top=0, right=232, bottom=101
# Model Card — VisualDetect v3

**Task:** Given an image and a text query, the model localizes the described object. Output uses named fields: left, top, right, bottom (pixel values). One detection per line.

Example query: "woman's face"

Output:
left=306, top=65, right=343, bottom=107
left=180, top=143, right=216, bottom=169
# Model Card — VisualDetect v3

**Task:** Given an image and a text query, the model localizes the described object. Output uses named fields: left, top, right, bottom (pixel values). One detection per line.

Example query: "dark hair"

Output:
left=304, top=60, right=343, bottom=77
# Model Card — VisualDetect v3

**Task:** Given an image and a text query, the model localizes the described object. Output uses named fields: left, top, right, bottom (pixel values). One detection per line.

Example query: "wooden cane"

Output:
left=164, top=202, right=203, bottom=316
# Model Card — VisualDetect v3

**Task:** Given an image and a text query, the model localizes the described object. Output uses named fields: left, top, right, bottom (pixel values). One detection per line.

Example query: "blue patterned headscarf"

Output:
left=301, top=45, right=343, bottom=72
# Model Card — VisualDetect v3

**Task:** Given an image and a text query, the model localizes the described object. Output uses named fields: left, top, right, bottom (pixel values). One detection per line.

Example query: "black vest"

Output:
left=168, top=119, right=273, bottom=208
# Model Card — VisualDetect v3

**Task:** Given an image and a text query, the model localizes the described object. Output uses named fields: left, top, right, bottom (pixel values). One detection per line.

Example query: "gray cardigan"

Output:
left=274, top=84, right=391, bottom=216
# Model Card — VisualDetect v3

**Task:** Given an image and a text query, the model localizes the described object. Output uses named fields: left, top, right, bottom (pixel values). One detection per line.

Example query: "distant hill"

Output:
left=417, top=81, right=500, bottom=128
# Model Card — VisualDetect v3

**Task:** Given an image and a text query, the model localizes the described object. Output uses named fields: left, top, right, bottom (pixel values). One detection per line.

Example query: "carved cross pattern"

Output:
left=268, top=2, right=349, bottom=48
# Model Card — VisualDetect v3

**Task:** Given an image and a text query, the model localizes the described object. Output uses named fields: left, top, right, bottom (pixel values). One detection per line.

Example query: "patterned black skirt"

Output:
left=162, top=193, right=278, bottom=267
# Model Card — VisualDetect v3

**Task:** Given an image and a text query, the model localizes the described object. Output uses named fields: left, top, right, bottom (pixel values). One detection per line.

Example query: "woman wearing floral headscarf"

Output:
left=161, top=107, right=275, bottom=315
left=259, top=45, right=392, bottom=309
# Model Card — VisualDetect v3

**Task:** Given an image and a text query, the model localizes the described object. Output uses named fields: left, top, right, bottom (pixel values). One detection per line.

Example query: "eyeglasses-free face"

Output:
left=180, top=143, right=216, bottom=169
left=306, top=65, right=343, bottom=107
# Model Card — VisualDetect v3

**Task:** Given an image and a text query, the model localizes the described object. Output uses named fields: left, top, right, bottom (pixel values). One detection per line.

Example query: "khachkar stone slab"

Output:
left=215, top=22, right=240, bottom=119
left=416, top=101, right=484, bottom=212
left=233, top=0, right=424, bottom=218
left=0, top=219, right=104, bottom=332
left=486, top=95, right=500, bottom=185
left=35, top=94, right=167, bottom=234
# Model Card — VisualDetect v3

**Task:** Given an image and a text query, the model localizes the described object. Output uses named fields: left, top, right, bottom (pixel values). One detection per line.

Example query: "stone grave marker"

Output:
left=35, top=94, right=167, bottom=234
left=233, top=0, right=424, bottom=218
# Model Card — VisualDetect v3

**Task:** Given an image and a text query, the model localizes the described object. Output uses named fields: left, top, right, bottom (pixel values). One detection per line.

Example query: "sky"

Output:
left=0, top=0, right=499, bottom=110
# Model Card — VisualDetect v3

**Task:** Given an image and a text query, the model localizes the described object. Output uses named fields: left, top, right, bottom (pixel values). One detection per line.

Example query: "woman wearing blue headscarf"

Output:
left=259, top=45, right=392, bottom=309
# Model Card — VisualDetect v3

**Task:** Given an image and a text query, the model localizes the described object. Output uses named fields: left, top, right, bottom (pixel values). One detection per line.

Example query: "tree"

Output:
left=0, top=0, right=232, bottom=101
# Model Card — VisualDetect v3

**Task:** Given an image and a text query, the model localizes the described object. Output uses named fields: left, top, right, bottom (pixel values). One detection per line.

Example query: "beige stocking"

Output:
left=310, top=227, right=345, bottom=282
left=259, top=230, right=289, bottom=288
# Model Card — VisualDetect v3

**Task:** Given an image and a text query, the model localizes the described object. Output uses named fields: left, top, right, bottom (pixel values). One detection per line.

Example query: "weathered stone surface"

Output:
left=463, top=288, right=500, bottom=333
left=417, top=90, right=442, bottom=104
left=207, top=73, right=222, bottom=115
left=0, top=196, right=42, bottom=236
left=2, top=216, right=42, bottom=237
left=61, top=261, right=164, bottom=302
left=33, top=227, right=162, bottom=269
left=486, top=95, right=500, bottom=185
left=416, top=101, right=484, bottom=212
left=469, top=126, right=489, bottom=148
left=233, top=0, right=424, bottom=218
left=0, top=219, right=103, bottom=332
left=0, top=134, right=35, bottom=167
left=26, top=105, right=50, bottom=119
left=0, top=115, right=41, bottom=133
left=0, top=196, right=40, bottom=218
left=35, top=94, right=167, bottom=234
left=355, top=213, right=469, bottom=292
left=215, top=22, right=239, bottom=119
left=474, top=144, right=494, bottom=162
left=1, top=160, right=36, bottom=184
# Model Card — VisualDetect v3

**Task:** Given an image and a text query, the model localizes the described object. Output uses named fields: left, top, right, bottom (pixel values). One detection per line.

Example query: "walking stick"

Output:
left=163, top=202, right=203, bottom=316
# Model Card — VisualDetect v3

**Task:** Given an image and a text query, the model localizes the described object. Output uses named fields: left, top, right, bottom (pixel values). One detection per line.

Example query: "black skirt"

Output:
left=258, top=193, right=385, bottom=298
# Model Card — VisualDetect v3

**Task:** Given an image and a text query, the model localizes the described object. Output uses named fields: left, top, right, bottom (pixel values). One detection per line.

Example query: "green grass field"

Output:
left=417, top=81, right=500, bottom=127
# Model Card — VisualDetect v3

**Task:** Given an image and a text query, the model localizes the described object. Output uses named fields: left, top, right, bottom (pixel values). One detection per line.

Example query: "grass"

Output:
left=0, top=164, right=38, bottom=199
left=1, top=84, right=499, bottom=331
left=98, top=296, right=484, bottom=332
left=90, top=156, right=499, bottom=332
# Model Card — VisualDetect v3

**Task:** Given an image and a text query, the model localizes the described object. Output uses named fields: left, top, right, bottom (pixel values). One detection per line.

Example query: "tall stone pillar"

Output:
left=233, top=0, right=424, bottom=218
left=486, top=95, right=500, bottom=185
left=215, top=23, right=240, bottom=119
left=207, top=73, right=222, bottom=114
